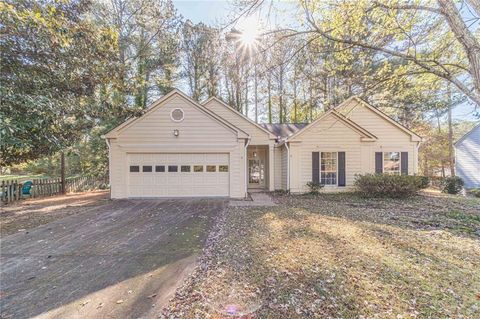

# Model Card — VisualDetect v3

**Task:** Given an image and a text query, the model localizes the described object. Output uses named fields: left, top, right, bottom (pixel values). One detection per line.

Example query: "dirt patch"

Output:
left=161, top=193, right=480, bottom=318
left=0, top=191, right=109, bottom=237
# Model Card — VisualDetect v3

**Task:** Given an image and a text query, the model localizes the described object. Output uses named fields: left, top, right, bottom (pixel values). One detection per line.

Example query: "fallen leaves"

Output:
left=160, top=192, right=480, bottom=318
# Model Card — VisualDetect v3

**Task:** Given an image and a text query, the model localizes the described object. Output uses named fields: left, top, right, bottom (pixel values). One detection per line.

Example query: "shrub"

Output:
left=306, top=181, right=324, bottom=194
left=440, top=176, right=464, bottom=194
left=354, top=174, right=423, bottom=198
left=417, top=176, right=430, bottom=189
left=469, top=188, right=480, bottom=198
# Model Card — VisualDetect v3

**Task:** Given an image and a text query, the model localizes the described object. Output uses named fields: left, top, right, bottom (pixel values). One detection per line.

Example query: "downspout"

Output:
left=285, top=141, right=290, bottom=192
left=244, top=137, right=251, bottom=198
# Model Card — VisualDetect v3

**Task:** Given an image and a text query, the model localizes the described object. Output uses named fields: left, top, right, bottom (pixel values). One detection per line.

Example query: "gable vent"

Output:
left=170, top=108, right=184, bottom=122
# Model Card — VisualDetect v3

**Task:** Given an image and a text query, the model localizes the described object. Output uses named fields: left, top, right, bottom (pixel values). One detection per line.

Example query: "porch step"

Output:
left=229, top=192, right=276, bottom=207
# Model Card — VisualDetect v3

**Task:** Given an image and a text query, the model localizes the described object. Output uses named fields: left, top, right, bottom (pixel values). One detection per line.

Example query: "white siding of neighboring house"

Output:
left=108, top=94, right=246, bottom=198
left=455, top=125, right=480, bottom=188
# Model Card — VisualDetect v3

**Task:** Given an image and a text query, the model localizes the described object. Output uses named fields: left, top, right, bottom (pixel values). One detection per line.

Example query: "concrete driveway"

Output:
left=0, top=198, right=225, bottom=319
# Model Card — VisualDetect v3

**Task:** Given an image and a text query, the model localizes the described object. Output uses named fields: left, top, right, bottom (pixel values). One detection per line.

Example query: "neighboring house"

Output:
left=103, top=89, right=422, bottom=198
left=455, top=123, right=480, bottom=189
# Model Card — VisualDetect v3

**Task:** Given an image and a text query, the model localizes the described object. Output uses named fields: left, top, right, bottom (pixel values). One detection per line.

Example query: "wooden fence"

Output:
left=1, top=176, right=108, bottom=204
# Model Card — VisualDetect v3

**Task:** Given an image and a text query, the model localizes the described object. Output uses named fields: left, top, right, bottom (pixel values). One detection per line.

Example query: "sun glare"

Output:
left=236, top=16, right=262, bottom=51
left=240, top=24, right=260, bottom=47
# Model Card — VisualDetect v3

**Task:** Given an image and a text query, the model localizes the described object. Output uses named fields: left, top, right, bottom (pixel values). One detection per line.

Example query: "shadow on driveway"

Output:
left=0, top=198, right=225, bottom=318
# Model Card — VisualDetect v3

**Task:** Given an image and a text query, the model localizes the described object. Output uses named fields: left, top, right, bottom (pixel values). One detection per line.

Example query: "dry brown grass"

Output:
left=162, top=192, right=480, bottom=318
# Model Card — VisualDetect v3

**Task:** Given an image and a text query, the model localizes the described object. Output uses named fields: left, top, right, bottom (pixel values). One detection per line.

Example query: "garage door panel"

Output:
left=128, top=153, right=229, bottom=197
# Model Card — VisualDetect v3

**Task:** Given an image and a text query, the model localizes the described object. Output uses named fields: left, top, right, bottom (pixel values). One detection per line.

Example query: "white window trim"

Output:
left=170, top=108, right=184, bottom=122
left=321, top=151, right=338, bottom=186
left=382, top=151, right=401, bottom=175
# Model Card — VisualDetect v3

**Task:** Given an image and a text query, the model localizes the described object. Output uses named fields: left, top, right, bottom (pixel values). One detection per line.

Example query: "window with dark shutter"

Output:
left=338, top=152, right=346, bottom=186
left=375, top=152, right=383, bottom=174
left=155, top=165, right=165, bottom=172
left=312, top=152, right=319, bottom=183
left=401, top=152, right=408, bottom=175
left=143, top=166, right=152, bottom=172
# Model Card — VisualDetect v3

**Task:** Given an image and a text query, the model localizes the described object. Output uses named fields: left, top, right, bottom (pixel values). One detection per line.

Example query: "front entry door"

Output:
left=248, top=158, right=265, bottom=188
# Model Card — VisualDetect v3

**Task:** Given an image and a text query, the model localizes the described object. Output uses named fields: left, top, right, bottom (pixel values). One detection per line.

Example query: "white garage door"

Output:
left=127, top=153, right=229, bottom=197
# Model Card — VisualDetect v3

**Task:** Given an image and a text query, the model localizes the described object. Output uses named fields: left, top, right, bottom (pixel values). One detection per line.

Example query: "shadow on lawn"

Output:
left=0, top=198, right=223, bottom=319
left=273, top=192, right=480, bottom=239
left=243, top=205, right=479, bottom=318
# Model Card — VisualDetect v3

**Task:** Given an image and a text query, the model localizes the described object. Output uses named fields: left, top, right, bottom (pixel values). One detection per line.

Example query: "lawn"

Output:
left=0, top=174, right=49, bottom=182
left=161, top=192, right=480, bottom=318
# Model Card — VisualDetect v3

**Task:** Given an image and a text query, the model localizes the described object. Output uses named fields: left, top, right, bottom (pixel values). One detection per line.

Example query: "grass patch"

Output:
left=0, top=174, right=49, bottom=182
left=163, top=193, right=480, bottom=318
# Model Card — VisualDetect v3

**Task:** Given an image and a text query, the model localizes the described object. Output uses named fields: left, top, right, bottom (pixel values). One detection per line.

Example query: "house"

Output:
left=103, top=89, right=422, bottom=198
left=455, top=123, right=480, bottom=189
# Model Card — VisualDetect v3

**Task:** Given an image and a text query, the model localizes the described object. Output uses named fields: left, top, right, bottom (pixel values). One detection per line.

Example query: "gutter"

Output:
left=244, top=137, right=251, bottom=198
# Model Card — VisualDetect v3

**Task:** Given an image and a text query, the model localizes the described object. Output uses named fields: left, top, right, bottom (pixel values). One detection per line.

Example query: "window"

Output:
left=155, top=165, right=165, bottom=172
left=130, top=165, right=140, bottom=172
left=321, top=152, right=337, bottom=185
left=168, top=165, right=178, bottom=172
left=383, top=152, right=400, bottom=175
left=194, top=165, right=203, bottom=172
left=206, top=165, right=216, bottom=172
left=219, top=165, right=229, bottom=172
left=142, top=166, right=152, bottom=172
left=181, top=165, right=191, bottom=172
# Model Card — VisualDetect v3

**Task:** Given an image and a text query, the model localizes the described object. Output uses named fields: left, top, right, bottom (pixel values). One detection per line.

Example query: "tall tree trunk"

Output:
left=435, top=110, right=446, bottom=178
left=244, top=66, right=249, bottom=117
left=279, top=67, right=284, bottom=123
left=447, top=84, right=455, bottom=176
left=254, top=63, right=258, bottom=123
left=268, top=77, right=272, bottom=124
left=438, top=0, right=480, bottom=104
left=61, top=152, right=66, bottom=194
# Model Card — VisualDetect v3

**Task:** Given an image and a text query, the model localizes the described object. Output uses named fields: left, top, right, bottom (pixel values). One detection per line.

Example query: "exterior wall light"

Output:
left=173, top=129, right=179, bottom=137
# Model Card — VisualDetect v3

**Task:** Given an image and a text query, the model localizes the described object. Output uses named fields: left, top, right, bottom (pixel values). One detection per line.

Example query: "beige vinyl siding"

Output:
left=109, top=94, right=246, bottom=199
left=109, top=140, right=125, bottom=198
left=119, top=95, right=238, bottom=144
left=289, top=114, right=363, bottom=193
left=204, top=99, right=271, bottom=145
left=274, top=146, right=284, bottom=190
left=336, top=98, right=419, bottom=175
left=281, top=145, right=288, bottom=190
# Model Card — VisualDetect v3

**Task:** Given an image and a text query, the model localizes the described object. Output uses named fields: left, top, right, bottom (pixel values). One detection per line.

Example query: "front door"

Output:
left=248, top=158, right=265, bottom=188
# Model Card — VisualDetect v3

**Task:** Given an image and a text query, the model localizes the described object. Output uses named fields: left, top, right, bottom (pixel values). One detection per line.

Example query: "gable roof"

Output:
left=285, top=109, right=378, bottom=143
left=202, top=96, right=276, bottom=139
left=336, top=96, right=422, bottom=142
left=102, top=89, right=249, bottom=139
left=454, top=122, right=480, bottom=146
left=261, top=123, right=308, bottom=138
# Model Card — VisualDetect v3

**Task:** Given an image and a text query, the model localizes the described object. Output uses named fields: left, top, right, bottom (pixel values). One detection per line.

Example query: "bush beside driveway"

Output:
left=162, top=192, right=480, bottom=318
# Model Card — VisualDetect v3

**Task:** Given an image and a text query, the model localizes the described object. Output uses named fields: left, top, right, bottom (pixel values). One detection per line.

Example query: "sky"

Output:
left=173, top=0, right=232, bottom=25
left=172, top=0, right=479, bottom=122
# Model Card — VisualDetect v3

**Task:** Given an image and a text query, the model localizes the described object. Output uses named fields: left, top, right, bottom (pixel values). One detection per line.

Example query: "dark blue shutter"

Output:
left=401, top=152, right=408, bottom=175
left=375, top=152, right=383, bottom=174
left=312, top=152, right=319, bottom=183
left=338, top=152, right=346, bottom=186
